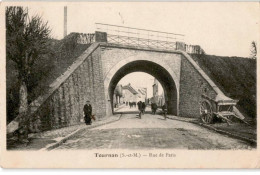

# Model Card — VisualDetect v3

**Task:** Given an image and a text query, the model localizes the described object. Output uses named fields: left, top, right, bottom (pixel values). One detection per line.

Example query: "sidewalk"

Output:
left=7, top=115, right=121, bottom=150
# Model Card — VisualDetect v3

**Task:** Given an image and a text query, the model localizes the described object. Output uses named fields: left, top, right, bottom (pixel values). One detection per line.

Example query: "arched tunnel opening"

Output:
left=108, top=60, right=178, bottom=115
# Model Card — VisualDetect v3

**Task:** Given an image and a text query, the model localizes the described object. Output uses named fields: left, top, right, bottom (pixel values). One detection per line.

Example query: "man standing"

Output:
left=151, top=102, right=157, bottom=115
left=137, top=101, right=142, bottom=119
left=151, top=102, right=154, bottom=114
left=142, top=102, right=146, bottom=115
left=83, top=100, right=92, bottom=125
left=162, top=103, right=167, bottom=120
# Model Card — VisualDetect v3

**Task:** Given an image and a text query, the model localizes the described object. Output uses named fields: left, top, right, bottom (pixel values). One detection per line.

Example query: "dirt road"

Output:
left=55, top=106, right=252, bottom=150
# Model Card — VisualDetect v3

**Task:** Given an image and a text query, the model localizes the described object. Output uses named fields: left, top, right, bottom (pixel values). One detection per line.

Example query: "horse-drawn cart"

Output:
left=200, top=94, right=245, bottom=125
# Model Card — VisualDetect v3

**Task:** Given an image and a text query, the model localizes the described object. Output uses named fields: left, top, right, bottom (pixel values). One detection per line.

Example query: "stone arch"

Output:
left=104, top=55, right=179, bottom=116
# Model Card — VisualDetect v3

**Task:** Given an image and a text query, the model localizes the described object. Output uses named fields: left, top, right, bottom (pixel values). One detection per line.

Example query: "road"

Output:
left=55, top=105, right=252, bottom=150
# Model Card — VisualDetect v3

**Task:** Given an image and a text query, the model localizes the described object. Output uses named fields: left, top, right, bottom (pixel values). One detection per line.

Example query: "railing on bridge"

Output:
left=95, top=23, right=185, bottom=50
left=75, top=23, right=204, bottom=54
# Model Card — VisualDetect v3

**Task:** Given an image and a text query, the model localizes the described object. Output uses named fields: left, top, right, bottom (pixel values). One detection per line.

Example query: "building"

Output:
left=152, top=79, right=159, bottom=100
left=113, top=84, right=123, bottom=107
left=135, top=87, right=147, bottom=103
left=152, top=78, right=165, bottom=107
left=122, top=83, right=138, bottom=104
left=152, top=79, right=159, bottom=104
left=158, top=91, right=165, bottom=107
left=122, top=83, right=147, bottom=104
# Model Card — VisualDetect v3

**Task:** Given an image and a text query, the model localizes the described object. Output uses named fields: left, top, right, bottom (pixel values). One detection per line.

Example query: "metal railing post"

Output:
left=95, top=23, right=185, bottom=51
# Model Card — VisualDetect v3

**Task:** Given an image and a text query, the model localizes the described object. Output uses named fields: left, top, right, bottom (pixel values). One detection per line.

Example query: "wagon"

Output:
left=199, top=94, right=245, bottom=125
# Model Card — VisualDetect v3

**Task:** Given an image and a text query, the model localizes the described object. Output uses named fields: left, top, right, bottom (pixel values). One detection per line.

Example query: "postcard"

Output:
left=0, top=1, right=259, bottom=168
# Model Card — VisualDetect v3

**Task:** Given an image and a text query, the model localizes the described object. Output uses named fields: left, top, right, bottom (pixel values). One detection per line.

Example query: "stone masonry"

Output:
left=13, top=43, right=107, bottom=132
left=179, top=54, right=217, bottom=117
left=7, top=34, right=238, bottom=133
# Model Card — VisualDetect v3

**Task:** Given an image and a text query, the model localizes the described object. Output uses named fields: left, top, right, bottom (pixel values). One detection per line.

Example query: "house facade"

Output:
left=113, top=84, right=123, bottom=107
left=152, top=78, right=165, bottom=107
left=121, top=83, right=147, bottom=104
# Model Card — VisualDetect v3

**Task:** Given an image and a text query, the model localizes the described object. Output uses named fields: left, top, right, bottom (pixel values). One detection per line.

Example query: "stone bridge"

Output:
left=8, top=32, right=242, bottom=132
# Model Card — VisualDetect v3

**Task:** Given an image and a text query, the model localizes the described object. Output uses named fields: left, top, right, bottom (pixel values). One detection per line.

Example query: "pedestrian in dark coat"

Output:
left=162, top=103, right=167, bottom=120
left=142, top=102, right=146, bottom=114
left=137, top=101, right=142, bottom=118
left=153, top=103, right=158, bottom=114
left=137, top=101, right=142, bottom=111
left=83, top=100, right=92, bottom=125
left=151, top=103, right=157, bottom=115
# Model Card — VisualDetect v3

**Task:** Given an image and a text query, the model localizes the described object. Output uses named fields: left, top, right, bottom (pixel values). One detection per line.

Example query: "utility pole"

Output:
left=64, top=6, right=67, bottom=38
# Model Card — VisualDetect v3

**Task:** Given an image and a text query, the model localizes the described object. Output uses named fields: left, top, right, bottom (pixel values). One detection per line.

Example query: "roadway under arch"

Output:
left=107, top=60, right=178, bottom=115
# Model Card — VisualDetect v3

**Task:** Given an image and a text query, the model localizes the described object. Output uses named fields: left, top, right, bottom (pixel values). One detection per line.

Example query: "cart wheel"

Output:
left=200, top=101, right=213, bottom=124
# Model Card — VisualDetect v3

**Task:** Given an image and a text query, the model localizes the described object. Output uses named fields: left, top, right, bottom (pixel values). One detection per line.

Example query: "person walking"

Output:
left=162, top=103, right=167, bottom=120
left=137, top=101, right=142, bottom=119
left=154, top=103, right=158, bottom=115
left=151, top=102, right=157, bottom=115
left=142, top=102, right=146, bottom=115
left=151, top=102, right=154, bottom=114
left=83, top=100, right=92, bottom=125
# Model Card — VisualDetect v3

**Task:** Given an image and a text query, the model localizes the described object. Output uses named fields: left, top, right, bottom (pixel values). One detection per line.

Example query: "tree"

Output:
left=250, top=41, right=257, bottom=59
left=6, top=7, right=51, bottom=131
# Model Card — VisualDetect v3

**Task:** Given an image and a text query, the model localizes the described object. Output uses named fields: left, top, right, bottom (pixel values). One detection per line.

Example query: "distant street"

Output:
left=55, top=105, right=252, bottom=150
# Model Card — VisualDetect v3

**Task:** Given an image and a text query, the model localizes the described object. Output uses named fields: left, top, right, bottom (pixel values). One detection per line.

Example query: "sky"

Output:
left=22, top=2, right=258, bottom=98
left=26, top=2, right=259, bottom=57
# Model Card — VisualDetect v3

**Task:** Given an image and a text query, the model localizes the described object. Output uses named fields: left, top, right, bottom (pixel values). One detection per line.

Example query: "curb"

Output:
left=166, top=116, right=257, bottom=146
left=41, top=115, right=122, bottom=151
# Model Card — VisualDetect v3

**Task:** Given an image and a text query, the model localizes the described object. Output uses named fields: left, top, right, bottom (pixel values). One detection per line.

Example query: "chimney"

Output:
left=64, top=6, right=67, bottom=37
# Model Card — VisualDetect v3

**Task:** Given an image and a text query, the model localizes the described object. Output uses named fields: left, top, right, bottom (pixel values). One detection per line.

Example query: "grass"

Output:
left=190, top=54, right=256, bottom=120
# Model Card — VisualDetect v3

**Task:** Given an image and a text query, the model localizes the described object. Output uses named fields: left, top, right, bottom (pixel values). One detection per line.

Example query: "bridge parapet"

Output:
left=95, top=23, right=204, bottom=54
left=76, top=33, right=95, bottom=44
left=74, top=31, right=204, bottom=54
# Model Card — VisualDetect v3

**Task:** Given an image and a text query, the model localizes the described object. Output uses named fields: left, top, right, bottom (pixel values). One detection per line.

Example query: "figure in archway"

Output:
left=107, top=60, right=179, bottom=116
left=142, top=102, right=146, bottom=115
left=151, top=102, right=158, bottom=115
left=137, top=101, right=142, bottom=119
left=162, top=103, right=167, bottom=120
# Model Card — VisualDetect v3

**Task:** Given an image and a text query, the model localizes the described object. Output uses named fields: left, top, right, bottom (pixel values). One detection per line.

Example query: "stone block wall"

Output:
left=179, top=55, right=217, bottom=118
left=176, top=42, right=205, bottom=55
left=100, top=45, right=182, bottom=116
left=100, top=47, right=182, bottom=84
left=29, top=46, right=106, bottom=132
left=7, top=42, right=239, bottom=134
left=76, top=33, right=95, bottom=44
